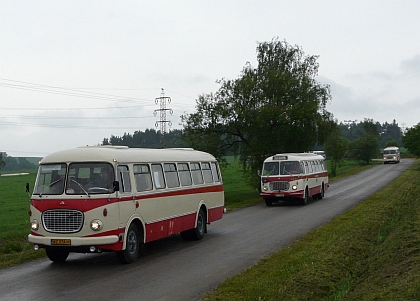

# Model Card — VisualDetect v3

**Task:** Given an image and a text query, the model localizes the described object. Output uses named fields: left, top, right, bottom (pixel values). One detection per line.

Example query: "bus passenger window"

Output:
left=164, top=163, right=180, bottom=188
left=211, top=162, right=220, bottom=182
left=151, top=164, right=166, bottom=189
left=178, top=163, right=192, bottom=186
left=134, top=164, right=153, bottom=192
left=202, top=162, right=213, bottom=183
left=191, top=163, right=204, bottom=185
left=117, top=165, right=132, bottom=192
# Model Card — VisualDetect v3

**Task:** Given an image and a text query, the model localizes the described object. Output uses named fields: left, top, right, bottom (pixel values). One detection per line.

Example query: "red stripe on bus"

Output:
left=31, top=184, right=224, bottom=212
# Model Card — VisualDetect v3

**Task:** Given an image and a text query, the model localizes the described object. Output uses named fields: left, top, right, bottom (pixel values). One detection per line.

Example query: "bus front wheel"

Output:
left=301, top=188, right=309, bottom=205
left=46, top=247, right=69, bottom=263
left=117, top=223, right=141, bottom=264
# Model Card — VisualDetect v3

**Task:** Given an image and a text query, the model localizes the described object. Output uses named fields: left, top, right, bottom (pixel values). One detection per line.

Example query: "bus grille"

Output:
left=42, top=210, right=84, bottom=233
left=270, top=181, right=289, bottom=191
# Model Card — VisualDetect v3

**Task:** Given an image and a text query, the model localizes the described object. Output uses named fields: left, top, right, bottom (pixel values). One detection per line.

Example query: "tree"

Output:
left=402, top=122, right=420, bottom=157
left=349, top=119, right=380, bottom=164
left=182, top=38, right=334, bottom=188
left=384, top=139, right=399, bottom=148
left=324, top=126, right=349, bottom=177
left=0, top=152, right=5, bottom=171
left=379, top=120, right=402, bottom=148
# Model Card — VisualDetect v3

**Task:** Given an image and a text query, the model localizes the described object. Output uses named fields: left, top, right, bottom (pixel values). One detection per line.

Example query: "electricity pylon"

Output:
left=154, top=88, right=173, bottom=148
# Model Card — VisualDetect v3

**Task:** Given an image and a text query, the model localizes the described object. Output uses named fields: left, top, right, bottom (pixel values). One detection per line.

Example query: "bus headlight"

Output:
left=292, top=185, right=298, bottom=190
left=90, top=219, right=103, bottom=231
left=30, top=220, right=39, bottom=231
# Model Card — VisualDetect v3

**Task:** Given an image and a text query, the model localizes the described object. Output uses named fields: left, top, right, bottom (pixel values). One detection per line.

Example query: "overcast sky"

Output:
left=1, top=0, right=419, bottom=157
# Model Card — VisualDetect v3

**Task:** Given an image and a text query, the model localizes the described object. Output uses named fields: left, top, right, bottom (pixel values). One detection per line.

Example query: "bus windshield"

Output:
left=262, top=161, right=302, bottom=176
left=34, top=162, right=115, bottom=196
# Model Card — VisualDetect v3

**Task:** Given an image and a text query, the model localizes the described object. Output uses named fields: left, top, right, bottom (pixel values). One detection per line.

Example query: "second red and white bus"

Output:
left=260, top=153, right=329, bottom=206
left=28, top=146, right=224, bottom=263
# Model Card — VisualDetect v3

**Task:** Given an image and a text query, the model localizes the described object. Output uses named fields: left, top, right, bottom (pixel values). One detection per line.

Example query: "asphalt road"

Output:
left=0, top=159, right=414, bottom=301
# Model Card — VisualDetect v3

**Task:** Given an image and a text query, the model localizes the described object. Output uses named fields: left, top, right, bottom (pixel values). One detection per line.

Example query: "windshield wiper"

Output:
left=39, top=178, right=63, bottom=197
left=70, top=179, right=90, bottom=197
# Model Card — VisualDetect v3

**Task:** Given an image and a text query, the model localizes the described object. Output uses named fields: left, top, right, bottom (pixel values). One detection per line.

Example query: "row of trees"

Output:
left=101, top=129, right=188, bottom=149
left=0, top=152, right=37, bottom=171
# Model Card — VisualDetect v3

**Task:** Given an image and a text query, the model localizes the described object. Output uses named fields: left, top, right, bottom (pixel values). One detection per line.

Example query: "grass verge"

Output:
left=203, top=160, right=420, bottom=301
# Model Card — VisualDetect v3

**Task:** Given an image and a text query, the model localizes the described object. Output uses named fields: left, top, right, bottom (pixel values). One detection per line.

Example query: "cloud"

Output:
left=400, top=54, right=420, bottom=76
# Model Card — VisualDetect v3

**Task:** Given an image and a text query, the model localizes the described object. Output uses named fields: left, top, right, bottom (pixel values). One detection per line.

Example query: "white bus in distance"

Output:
left=260, top=153, right=329, bottom=206
left=28, top=146, right=224, bottom=264
left=383, top=146, right=400, bottom=164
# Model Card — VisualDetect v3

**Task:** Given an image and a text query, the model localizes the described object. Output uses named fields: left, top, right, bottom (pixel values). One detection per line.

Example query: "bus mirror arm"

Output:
left=113, top=181, right=120, bottom=192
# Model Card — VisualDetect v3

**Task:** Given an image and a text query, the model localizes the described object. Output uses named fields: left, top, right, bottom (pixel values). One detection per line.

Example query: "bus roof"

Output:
left=383, top=146, right=399, bottom=150
left=263, top=153, right=325, bottom=163
left=40, top=146, right=217, bottom=164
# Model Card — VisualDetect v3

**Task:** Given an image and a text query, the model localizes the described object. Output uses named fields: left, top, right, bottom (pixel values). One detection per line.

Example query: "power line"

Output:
left=0, top=78, right=154, bottom=104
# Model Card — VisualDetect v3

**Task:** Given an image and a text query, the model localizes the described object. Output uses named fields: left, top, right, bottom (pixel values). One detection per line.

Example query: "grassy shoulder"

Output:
left=0, top=159, right=389, bottom=269
left=203, top=160, right=420, bottom=301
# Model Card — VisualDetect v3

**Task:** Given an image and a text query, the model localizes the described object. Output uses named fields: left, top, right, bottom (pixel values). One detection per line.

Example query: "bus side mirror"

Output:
left=26, top=183, right=30, bottom=193
left=257, top=170, right=261, bottom=176
left=113, top=181, right=120, bottom=192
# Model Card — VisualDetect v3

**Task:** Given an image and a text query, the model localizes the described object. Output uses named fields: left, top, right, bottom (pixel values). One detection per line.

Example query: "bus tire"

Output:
left=181, top=208, right=206, bottom=241
left=46, top=247, right=69, bottom=263
left=314, top=185, right=324, bottom=200
left=319, top=185, right=324, bottom=200
left=265, top=198, right=274, bottom=206
left=117, top=223, right=140, bottom=264
left=301, top=188, right=309, bottom=205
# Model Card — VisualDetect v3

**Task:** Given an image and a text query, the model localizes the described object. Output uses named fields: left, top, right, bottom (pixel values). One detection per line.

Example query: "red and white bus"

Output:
left=28, top=146, right=224, bottom=263
left=260, top=153, right=328, bottom=206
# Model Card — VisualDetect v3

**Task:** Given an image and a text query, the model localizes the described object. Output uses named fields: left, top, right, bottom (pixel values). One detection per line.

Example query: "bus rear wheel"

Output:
left=46, top=247, right=69, bottom=263
left=181, top=208, right=206, bottom=241
left=117, top=223, right=141, bottom=264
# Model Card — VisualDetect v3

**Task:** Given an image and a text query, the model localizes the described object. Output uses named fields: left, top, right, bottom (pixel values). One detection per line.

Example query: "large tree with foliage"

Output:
left=324, top=126, right=349, bottom=177
left=402, top=122, right=420, bottom=157
left=182, top=38, right=334, bottom=188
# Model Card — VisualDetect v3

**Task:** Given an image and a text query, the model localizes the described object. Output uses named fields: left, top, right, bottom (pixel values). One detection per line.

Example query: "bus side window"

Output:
left=178, top=163, right=192, bottom=186
left=300, top=162, right=305, bottom=174
left=210, top=162, right=220, bottom=182
left=151, top=164, right=166, bottom=189
left=117, top=165, right=132, bottom=193
left=307, top=161, right=313, bottom=173
left=134, top=164, right=153, bottom=192
left=164, top=163, right=180, bottom=188
left=202, top=162, right=213, bottom=183
left=191, top=163, right=204, bottom=185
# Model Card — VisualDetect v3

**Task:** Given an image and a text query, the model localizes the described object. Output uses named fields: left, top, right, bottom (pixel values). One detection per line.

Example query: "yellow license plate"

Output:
left=51, top=239, right=71, bottom=245
left=275, top=194, right=284, bottom=197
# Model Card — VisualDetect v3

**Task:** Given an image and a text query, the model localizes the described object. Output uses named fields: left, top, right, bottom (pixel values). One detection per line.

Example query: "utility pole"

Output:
left=154, top=88, right=173, bottom=148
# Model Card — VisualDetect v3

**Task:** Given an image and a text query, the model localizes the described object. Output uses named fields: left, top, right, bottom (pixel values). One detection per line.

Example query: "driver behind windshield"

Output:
left=85, top=167, right=114, bottom=193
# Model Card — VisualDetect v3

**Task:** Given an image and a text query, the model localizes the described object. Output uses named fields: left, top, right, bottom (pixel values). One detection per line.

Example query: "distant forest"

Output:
left=102, top=120, right=404, bottom=150
left=0, top=119, right=404, bottom=172
left=101, top=128, right=188, bottom=149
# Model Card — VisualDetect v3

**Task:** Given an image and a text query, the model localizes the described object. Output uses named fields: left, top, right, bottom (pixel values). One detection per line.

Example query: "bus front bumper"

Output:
left=28, top=234, right=119, bottom=247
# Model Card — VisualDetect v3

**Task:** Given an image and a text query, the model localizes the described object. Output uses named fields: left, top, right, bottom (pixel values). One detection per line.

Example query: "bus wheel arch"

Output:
left=117, top=219, right=144, bottom=264
left=181, top=205, right=207, bottom=241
